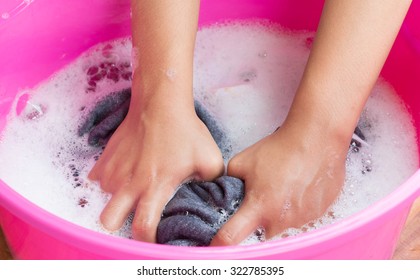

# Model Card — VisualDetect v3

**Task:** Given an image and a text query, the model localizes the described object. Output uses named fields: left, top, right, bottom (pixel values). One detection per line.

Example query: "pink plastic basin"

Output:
left=1, top=0, right=420, bottom=260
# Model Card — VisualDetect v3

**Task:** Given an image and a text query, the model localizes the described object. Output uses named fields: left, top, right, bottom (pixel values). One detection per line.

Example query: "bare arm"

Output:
left=89, top=0, right=224, bottom=242
left=212, top=0, right=412, bottom=245
left=130, top=0, right=199, bottom=111
left=289, top=0, right=412, bottom=142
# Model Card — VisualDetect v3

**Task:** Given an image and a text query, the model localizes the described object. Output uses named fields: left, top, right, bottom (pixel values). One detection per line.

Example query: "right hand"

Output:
left=88, top=92, right=224, bottom=242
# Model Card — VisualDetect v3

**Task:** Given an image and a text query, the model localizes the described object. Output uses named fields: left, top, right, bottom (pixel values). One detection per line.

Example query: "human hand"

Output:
left=88, top=93, right=224, bottom=242
left=211, top=119, right=349, bottom=245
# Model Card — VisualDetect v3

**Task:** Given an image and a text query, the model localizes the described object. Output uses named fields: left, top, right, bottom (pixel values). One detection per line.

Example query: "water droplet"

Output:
left=255, top=228, right=264, bottom=236
left=232, top=199, right=240, bottom=209
left=258, top=51, right=268, bottom=58
left=165, top=69, right=177, bottom=81
left=283, top=200, right=291, bottom=210
left=239, top=69, right=257, bottom=82
left=1, top=13, right=10, bottom=20
left=255, top=227, right=266, bottom=241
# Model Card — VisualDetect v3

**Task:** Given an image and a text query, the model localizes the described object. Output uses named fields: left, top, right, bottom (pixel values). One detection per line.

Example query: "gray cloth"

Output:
left=78, top=88, right=131, bottom=146
left=157, top=176, right=244, bottom=246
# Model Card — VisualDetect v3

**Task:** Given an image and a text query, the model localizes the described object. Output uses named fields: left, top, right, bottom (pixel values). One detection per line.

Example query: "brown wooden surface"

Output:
left=1, top=198, right=419, bottom=260
left=392, top=197, right=420, bottom=260
left=0, top=227, right=12, bottom=260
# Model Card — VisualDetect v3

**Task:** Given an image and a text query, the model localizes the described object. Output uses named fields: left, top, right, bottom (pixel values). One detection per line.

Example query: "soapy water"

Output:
left=0, top=20, right=418, bottom=243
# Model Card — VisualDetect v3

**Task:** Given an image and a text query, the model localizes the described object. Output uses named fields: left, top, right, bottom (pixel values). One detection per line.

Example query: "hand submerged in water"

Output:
left=211, top=116, right=349, bottom=245
left=88, top=91, right=224, bottom=242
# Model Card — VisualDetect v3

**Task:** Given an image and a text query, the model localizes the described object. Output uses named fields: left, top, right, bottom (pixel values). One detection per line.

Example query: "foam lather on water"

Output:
left=0, top=21, right=418, bottom=243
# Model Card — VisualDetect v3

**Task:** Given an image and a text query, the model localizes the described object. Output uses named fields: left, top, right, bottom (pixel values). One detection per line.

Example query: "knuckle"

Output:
left=207, top=159, right=224, bottom=177
left=100, top=178, right=112, bottom=192
left=214, top=227, right=236, bottom=245
left=132, top=218, right=148, bottom=234
left=132, top=216, right=156, bottom=241
left=196, top=155, right=224, bottom=181
left=132, top=220, right=151, bottom=238
left=103, top=163, right=116, bottom=177
left=208, top=153, right=224, bottom=169
left=227, top=156, right=242, bottom=175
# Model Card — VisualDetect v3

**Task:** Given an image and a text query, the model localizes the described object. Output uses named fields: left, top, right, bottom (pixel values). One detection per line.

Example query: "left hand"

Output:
left=211, top=118, right=349, bottom=245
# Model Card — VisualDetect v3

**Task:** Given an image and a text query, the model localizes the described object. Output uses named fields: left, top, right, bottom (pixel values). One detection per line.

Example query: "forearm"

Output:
left=286, top=0, right=412, bottom=140
left=130, top=0, right=200, bottom=110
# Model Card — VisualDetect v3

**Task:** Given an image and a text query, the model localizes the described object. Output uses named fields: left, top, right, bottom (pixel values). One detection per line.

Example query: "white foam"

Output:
left=0, top=20, right=418, bottom=243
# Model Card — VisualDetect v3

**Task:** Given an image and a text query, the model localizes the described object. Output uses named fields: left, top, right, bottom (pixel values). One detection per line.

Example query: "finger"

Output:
left=265, top=221, right=289, bottom=241
left=88, top=163, right=101, bottom=182
left=210, top=200, right=261, bottom=246
left=131, top=182, right=175, bottom=243
left=100, top=163, right=133, bottom=193
left=100, top=190, right=137, bottom=232
left=226, top=154, right=246, bottom=179
left=88, top=150, right=111, bottom=181
left=196, top=152, right=225, bottom=181
left=194, top=100, right=229, bottom=150
left=88, top=154, right=113, bottom=184
left=88, top=134, right=127, bottom=181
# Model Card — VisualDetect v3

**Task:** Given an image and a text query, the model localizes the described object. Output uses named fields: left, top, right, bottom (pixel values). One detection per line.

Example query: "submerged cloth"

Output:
left=78, top=88, right=131, bottom=146
left=79, top=88, right=367, bottom=246
left=157, top=176, right=244, bottom=246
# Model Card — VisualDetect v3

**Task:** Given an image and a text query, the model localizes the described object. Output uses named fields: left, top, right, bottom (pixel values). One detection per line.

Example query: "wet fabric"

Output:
left=78, top=88, right=131, bottom=146
left=157, top=176, right=244, bottom=246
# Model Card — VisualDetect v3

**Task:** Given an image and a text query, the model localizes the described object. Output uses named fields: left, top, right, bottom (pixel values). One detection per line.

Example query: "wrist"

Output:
left=129, top=72, right=194, bottom=114
left=281, top=100, right=353, bottom=152
left=285, top=85, right=363, bottom=144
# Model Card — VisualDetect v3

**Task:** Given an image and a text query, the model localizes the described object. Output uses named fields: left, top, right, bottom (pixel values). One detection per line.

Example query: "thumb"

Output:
left=211, top=200, right=260, bottom=246
left=226, top=152, right=247, bottom=179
